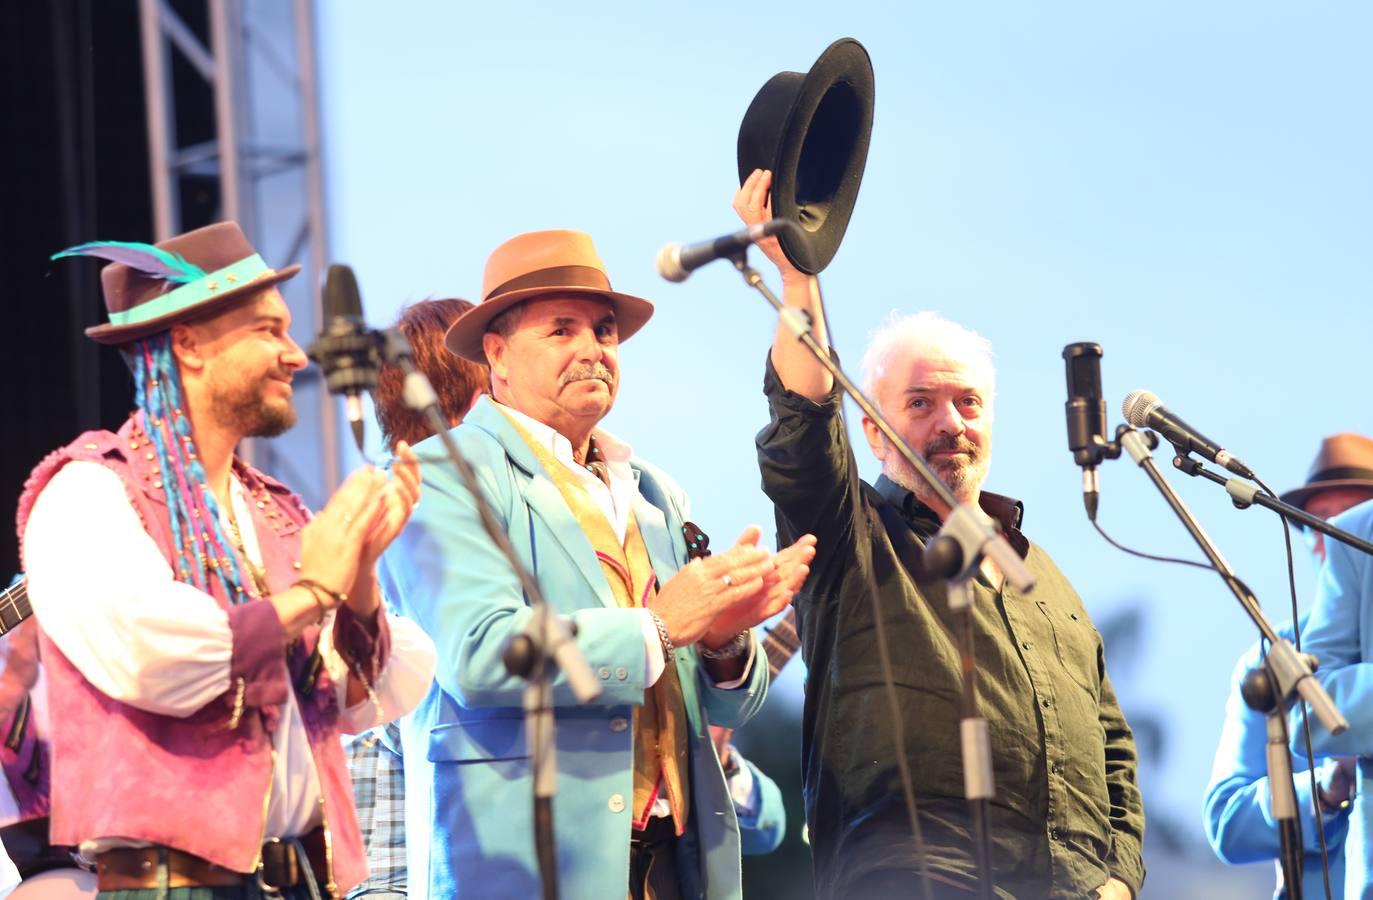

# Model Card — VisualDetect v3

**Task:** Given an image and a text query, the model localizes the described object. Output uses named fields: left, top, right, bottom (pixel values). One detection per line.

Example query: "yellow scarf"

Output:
left=504, top=413, right=691, bottom=834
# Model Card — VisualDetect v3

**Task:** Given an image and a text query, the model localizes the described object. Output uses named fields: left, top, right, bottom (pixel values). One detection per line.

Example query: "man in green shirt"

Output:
left=736, top=170, right=1145, bottom=899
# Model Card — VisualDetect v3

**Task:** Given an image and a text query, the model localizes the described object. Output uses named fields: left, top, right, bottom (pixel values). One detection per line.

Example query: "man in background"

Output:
left=1205, top=434, right=1373, bottom=898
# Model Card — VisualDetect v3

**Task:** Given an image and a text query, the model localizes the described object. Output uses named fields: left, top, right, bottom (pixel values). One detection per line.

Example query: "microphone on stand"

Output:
left=655, top=219, right=793, bottom=282
left=308, top=264, right=380, bottom=452
left=1062, top=343, right=1109, bottom=519
left=1122, top=389, right=1255, bottom=479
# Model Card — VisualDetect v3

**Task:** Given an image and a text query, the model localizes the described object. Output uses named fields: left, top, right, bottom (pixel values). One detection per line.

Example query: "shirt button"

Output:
left=1070, top=613, right=1079, bottom=621
left=614, top=666, right=629, bottom=681
left=1042, top=699, right=1052, bottom=709
left=598, top=667, right=611, bottom=680
left=609, top=716, right=629, bottom=733
left=609, top=794, right=626, bottom=813
left=1021, top=640, right=1031, bottom=650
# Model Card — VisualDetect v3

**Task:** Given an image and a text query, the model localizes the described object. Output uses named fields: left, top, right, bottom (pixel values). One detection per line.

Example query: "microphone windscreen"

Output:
left=323, top=264, right=364, bottom=321
left=655, top=244, right=688, bottom=283
left=1121, top=389, right=1160, bottom=428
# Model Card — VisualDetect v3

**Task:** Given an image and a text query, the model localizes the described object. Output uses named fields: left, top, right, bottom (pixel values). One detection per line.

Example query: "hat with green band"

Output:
left=53, top=221, right=301, bottom=345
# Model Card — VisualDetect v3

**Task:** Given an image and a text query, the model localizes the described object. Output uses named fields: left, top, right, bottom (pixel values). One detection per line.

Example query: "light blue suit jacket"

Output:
left=736, top=757, right=787, bottom=856
left=1287, top=499, right=1373, bottom=898
left=379, top=397, right=769, bottom=899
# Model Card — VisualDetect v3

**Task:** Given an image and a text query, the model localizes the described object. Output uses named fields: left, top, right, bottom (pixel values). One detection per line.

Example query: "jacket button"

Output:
left=614, top=666, right=629, bottom=681
left=598, top=667, right=611, bottom=680
left=609, top=794, right=626, bottom=813
left=609, top=716, right=629, bottom=733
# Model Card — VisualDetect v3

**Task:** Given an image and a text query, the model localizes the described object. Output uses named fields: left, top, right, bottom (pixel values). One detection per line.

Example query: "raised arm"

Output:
left=734, top=168, right=832, bottom=402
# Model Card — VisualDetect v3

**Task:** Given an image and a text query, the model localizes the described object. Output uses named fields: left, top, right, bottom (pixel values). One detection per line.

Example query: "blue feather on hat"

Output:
left=51, top=240, right=207, bottom=284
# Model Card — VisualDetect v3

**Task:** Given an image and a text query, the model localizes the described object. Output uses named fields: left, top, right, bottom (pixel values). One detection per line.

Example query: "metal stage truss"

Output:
left=138, top=0, right=338, bottom=507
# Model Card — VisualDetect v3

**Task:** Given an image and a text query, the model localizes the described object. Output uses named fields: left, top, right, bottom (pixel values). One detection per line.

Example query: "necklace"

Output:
left=224, top=481, right=271, bottom=598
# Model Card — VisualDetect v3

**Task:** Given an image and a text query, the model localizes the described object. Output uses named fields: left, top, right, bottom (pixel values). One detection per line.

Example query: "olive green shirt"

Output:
left=757, top=359, right=1145, bottom=899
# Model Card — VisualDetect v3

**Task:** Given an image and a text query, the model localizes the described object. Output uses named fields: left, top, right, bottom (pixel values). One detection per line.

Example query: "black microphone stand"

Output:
left=727, top=244, right=1034, bottom=900
left=1110, top=427, right=1350, bottom=900
left=1171, top=453, right=1373, bottom=558
left=375, top=330, right=602, bottom=900
left=1240, top=661, right=1309, bottom=898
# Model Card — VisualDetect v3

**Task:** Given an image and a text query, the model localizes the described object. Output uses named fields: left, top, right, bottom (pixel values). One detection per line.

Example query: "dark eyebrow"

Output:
left=596, top=312, right=617, bottom=328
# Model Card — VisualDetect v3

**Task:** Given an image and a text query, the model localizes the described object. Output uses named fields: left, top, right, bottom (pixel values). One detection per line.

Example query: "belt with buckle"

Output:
left=97, top=827, right=330, bottom=892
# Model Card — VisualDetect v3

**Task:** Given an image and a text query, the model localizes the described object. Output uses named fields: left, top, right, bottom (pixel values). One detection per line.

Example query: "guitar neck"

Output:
left=761, top=612, right=801, bottom=678
left=0, top=580, right=33, bottom=637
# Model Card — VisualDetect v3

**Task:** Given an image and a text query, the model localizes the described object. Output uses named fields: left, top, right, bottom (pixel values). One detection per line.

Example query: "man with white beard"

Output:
left=738, top=169, right=1145, bottom=899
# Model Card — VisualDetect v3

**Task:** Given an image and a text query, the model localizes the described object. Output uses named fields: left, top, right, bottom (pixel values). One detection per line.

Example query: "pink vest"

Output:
left=15, top=415, right=380, bottom=894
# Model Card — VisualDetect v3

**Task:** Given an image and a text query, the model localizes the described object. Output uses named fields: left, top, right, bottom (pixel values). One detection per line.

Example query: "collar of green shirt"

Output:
left=872, top=475, right=1030, bottom=557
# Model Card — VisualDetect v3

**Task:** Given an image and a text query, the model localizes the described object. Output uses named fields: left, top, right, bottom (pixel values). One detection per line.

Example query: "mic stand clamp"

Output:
left=378, top=330, right=601, bottom=900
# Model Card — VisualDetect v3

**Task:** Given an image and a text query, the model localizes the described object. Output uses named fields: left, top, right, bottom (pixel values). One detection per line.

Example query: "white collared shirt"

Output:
left=23, top=461, right=436, bottom=855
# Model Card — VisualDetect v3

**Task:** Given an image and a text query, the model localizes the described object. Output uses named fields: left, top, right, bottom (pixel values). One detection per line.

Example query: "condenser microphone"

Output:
left=655, top=219, right=792, bottom=282
left=1062, top=343, right=1109, bottom=519
left=1122, top=389, right=1255, bottom=479
left=309, top=264, right=379, bottom=452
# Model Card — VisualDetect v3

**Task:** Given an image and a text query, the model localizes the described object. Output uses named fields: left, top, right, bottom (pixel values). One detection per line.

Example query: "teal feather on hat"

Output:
left=52, top=240, right=207, bottom=284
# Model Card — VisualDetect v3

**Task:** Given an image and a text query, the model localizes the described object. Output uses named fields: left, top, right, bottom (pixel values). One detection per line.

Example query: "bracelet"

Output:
left=698, top=630, right=750, bottom=660
left=296, top=579, right=347, bottom=621
left=647, top=610, right=674, bottom=664
left=295, top=581, right=330, bottom=623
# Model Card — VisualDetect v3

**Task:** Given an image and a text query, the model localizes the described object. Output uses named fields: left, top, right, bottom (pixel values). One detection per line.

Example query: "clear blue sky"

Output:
left=317, top=3, right=1372, bottom=893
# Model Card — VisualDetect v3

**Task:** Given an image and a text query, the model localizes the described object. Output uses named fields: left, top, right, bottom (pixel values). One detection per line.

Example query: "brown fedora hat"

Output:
left=445, top=230, right=654, bottom=363
left=53, top=221, right=301, bottom=346
left=1279, top=433, right=1373, bottom=509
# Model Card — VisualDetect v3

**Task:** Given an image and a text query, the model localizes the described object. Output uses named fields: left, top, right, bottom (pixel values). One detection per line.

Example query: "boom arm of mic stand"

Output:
left=731, top=255, right=1034, bottom=594
left=1117, top=429, right=1347, bottom=736
left=1172, top=454, right=1373, bottom=559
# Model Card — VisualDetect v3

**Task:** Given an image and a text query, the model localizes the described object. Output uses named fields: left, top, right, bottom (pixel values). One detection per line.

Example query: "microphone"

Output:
left=1062, top=343, right=1109, bottom=519
left=656, top=219, right=792, bottom=282
left=308, top=264, right=379, bottom=452
left=1122, top=389, right=1255, bottom=479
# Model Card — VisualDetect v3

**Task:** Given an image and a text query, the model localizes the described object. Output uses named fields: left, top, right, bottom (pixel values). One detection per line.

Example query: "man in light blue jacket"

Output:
left=1292, top=486, right=1373, bottom=899
left=1205, top=434, right=1373, bottom=898
left=380, top=229, right=815, bottom=899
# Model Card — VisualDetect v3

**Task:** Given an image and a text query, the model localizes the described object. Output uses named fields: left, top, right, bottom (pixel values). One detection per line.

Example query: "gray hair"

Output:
left=860, top=310, right=996, bottom=401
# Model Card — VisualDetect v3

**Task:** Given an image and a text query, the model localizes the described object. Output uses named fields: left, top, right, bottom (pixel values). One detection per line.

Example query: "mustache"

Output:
left=560, top=362, right=614, bottom=386
left=923, top=434, right=979, bottom=461
left=262, top=367, right=294, bottom=383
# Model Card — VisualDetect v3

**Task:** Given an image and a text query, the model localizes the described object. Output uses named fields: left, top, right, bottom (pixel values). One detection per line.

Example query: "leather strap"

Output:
left=96, top=828, right=329, bottom=891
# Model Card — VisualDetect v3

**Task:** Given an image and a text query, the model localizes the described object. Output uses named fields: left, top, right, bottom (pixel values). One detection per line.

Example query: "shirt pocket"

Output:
left=1035, top=601, right=1101, bottom=700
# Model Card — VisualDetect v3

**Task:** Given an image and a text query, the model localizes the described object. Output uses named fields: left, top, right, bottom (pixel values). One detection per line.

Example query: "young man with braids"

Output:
left=17, top=222, right=437, bottom=899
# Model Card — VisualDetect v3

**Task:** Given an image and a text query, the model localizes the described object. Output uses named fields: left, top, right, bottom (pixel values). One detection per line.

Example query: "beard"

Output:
left=209, top=369, right=298, bottom=439
left=884, top=431, right=990, bottom=508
